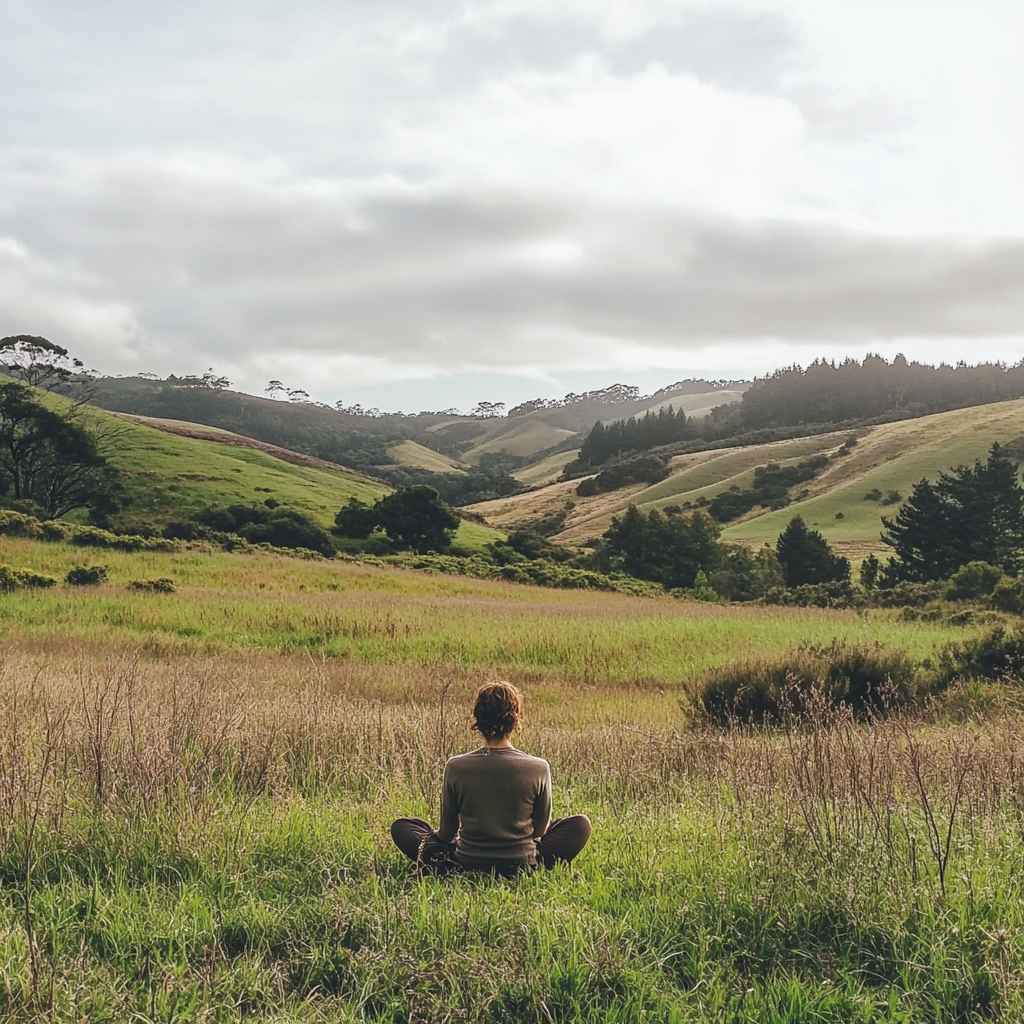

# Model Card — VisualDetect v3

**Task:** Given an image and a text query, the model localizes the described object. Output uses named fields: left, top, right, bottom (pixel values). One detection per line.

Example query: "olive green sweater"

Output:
left=436, top=747, right=552, bottom=865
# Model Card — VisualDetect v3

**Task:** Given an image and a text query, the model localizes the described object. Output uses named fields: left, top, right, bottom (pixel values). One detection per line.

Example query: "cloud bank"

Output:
left=1, top=1, right=1022, bottom=405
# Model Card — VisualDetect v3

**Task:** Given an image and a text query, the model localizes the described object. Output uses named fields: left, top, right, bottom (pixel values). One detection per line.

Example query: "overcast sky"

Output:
left=2, top=0, right=1023, bottom=411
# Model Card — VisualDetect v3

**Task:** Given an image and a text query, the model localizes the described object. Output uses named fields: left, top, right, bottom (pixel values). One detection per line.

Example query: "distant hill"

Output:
left=82, top=375, right=749, bottom=473
left=467, top=398, right=1024, bottom=563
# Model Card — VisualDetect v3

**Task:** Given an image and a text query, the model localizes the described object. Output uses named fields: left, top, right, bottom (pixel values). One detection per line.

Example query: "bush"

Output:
left=0, top=564, right=58, bottom=591
left=699, top=640, right=929, bottom=724
left=575, top=455, right=669, bottom=497
left=127, top=578, right=176, bottom=593
left=66, top=565, right=109, bottom=586
left=239, top=509, right=336, bottom=557
left=991, top=576, right=1024, bottom=615
left=69, top=526, right=179, bottom=552
left=939, top=626, right=1024, bottom=683
left=0, top=511, right=43, bottom=538
left=162, top=520, right=213, bottom=541
left=945, top=561, right=1006, bottom=601
left=873, top=580, right=944, bottom=608
left=40, top=520, right=72, bottom=541
left=762, top=580, right=861, bottom=609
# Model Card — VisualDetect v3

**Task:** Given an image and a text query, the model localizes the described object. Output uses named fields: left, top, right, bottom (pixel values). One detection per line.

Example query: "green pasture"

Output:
left=386, top=439, right=467, bottom=474
left=77, top=408, right=500, bottom=550
left=0, top=535, right=970, bottom=676
left=725, top=398, right=1024, bottom=552
left=84, top=409, right=388, bottom=525
left=462, top=419, right=578, bottom=464
left=513, top=449, right=580, bottom=488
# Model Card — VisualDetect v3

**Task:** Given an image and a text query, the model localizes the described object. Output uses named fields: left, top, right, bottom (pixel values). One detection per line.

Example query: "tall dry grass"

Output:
left=3, top=645, right=1024, bottom=1020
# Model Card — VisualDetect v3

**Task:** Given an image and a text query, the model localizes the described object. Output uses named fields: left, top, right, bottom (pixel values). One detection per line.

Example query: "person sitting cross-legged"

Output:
left=391, top=681, right=591, bottom=876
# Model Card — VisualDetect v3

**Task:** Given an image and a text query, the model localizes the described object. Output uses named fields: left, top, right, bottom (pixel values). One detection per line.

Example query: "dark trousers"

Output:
left=391, top=815, right=591, bottom=874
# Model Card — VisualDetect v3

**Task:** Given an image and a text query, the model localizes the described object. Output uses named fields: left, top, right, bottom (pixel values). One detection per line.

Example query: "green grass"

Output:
left=0, top=533, right=1022, bottom=1021
left=83, top=408, right=389, bottom=527
left=0, top=534, right=969, bottom=674
left=512, top=450, right=580, bottom=488
left=76, top=405, right=502, bottom=550
left=386, top=440, right=467, bottom=474
left=1, top=642, right=1022, bottom=1022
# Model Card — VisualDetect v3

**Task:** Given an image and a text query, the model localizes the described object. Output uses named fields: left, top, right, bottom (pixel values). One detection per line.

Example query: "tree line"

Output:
left=574, top=406, right=691, bottom=467
left=733, top=355, right=1024, bottom=431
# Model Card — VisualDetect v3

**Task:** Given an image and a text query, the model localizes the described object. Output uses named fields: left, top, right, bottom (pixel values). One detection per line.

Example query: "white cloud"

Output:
left=0, top=1, right=1022, bottom=407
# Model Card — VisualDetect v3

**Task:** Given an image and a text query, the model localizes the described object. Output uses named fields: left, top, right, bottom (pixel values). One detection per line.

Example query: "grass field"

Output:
left=387, top=440, right=467, bottom=475
left=0, top=534, right=1022, bottom=1021
left=5, top=392, right=1024, bottom=1019
left=512, top=450, right=580, bottom=488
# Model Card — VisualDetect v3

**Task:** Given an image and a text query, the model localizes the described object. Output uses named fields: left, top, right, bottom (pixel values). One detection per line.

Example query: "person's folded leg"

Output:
left=537, top=814, right=591, bottom=869
left=391, top=817, right=458, bottom=873
left=391, top=817, right=433, bottom=861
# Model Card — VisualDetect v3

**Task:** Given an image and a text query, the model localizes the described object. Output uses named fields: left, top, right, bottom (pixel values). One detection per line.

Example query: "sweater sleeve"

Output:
left=532, top=761, right=552, bottom=838
left=436, top=761, right=460, bottom=843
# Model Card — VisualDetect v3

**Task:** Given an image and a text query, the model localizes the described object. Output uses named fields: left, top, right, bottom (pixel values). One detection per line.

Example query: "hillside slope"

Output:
left=722, top=399, right=1024, bottom=560
left=85, top=374, right=747, bottom=469
left=73, top=408, right=499, bottom=550
left=468, top=399, right=1024, bottom=561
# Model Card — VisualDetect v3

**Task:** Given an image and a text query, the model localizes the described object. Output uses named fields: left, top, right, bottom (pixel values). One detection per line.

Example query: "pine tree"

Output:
left=882, top=444, right=1024, bottom=580
left=776, top=516, right=850, bottom=587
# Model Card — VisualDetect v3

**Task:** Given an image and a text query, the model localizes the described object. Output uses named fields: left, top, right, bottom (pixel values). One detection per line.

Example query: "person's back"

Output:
left=390, top=681, right=591, bottom=874
left=441, top=747, right=550, bottom=867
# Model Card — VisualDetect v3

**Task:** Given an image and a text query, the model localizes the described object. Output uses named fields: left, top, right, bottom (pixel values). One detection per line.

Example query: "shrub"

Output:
left=575, top=455, right=669, bottom=497
left=40, top=520, right=72, bottom=541
left=0, top=564, right=58, bottom=591
left=863, top=489, right=882, bottom=502
left=939, top=626, right=1024, bottom=683
left=66, top=565, right=109, bottom=586
left=699, top=640, right=929, bottom=724
left=239, top=510, right=336, bottom=557
left=127, top=578, right=176, bottom=593
left=991, top=576, right=1024, bottom=615
left=762, top=580, right=861, bottom=609
left=873, top=580, right=944, bottom=608
left=112, top=517, right=162, bottom=538
left=68, top=526, right=178, bottom=552
left=945, top=561, right=1006, bottom=601
left=0, top=511, right=43, bottom=538
left=162, top=520, right=213, bottom=541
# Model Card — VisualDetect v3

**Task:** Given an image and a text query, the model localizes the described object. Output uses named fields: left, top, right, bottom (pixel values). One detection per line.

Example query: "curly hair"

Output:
left=471, top=681, right=523, bottom=740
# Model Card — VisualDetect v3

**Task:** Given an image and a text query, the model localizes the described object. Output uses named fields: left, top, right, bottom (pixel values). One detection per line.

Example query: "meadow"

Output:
left=2, top=537, right=1024, bottom=1021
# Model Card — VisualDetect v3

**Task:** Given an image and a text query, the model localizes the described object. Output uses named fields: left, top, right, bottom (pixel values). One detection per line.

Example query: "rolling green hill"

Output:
left=512, top=449, right=580, bottom=487
left=469, top=399, right=1024, bottom=561
left=65, top=408, right=501, bottom=551
left=386, top=439, right=467, bottom=474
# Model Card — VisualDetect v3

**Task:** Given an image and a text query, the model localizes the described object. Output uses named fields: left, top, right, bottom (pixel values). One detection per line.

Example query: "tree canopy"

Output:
left=881, top=443, right=1024, bottom=581
left=0, top=335, right=87, bottom=392
left=334, top=486, right=460, bottom=553
left=0, top=382, right=122, bottom=518
left=597, top=505, right=721, bottom=589
left=775, top=516, right=850, bottom=588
